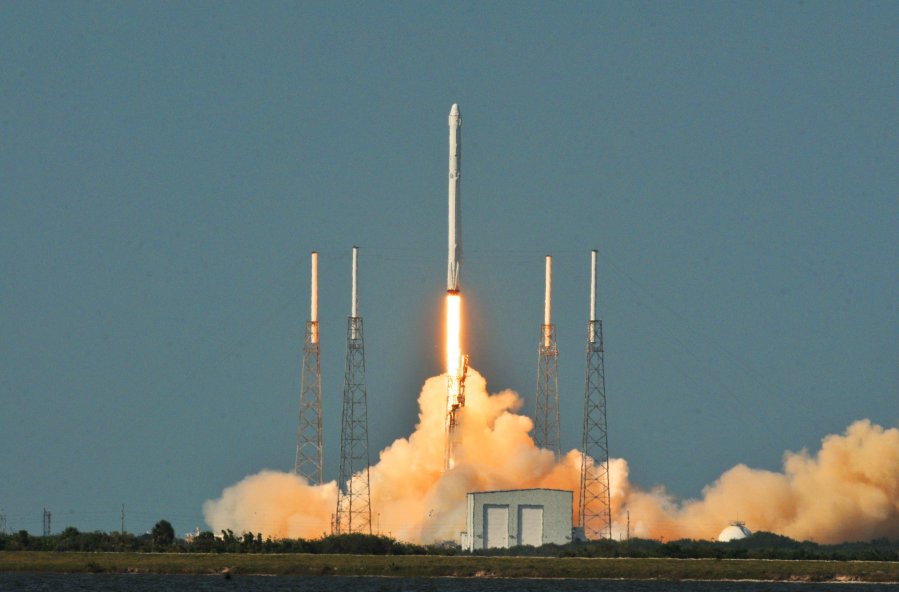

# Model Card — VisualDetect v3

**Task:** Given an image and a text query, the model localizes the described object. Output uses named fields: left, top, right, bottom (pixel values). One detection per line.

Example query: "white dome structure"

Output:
left=717, top=522, right=752, bottom=542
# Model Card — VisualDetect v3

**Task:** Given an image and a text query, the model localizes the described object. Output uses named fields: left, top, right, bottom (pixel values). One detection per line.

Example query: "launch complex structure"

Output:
left=293, top=104, right=613, bottom=540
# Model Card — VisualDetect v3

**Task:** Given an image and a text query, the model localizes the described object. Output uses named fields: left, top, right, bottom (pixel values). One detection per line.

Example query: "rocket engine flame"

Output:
left=203, top=366, right=899, bottom=544
left=445, top=292, right=462, bottom=408
left=444, top=291, right=466, bottom=469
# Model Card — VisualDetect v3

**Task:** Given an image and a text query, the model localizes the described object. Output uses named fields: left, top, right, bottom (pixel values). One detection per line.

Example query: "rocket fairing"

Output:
left=447, top=103, right=462, bottom=293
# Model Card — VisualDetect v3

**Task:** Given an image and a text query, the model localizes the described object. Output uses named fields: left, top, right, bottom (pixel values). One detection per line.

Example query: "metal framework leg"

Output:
left=335, top=317, right=372, bottom=534
left=579, top=320, right=612, bottom=540
left=295, top=320, right=323, bottom=484
left=534, top=324, right=560, bottom=458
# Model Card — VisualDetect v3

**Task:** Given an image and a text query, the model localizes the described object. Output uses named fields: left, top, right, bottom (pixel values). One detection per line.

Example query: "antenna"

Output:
left=42, top=508, right=51, bottom=536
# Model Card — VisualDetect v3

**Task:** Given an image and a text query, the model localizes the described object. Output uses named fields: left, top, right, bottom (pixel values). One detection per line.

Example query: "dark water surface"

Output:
left=0, top=574, right=896, bottom=592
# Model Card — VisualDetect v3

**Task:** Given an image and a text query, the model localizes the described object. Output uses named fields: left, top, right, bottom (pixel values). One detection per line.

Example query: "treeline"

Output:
left=0, top=523, right=432, bottom=555
left=1, top=524, right=898, bottom=561
left=481, top=532, right=899, bottom=562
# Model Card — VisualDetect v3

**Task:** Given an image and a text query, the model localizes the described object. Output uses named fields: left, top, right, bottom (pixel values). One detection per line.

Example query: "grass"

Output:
left=1, top=552, right=898, bottom=582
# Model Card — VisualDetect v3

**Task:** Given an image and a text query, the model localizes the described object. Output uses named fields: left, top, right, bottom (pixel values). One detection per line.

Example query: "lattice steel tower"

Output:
left=579, top=249, right=613, bottom=540
left=295, top=251, right=323, bottom=484
left=335, top=247, right=372, bottom=534
left=534, top=255, right=560, bottom=458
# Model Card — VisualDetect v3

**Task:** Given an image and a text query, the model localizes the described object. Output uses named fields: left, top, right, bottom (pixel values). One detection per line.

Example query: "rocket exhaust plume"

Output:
left=444, top=292, right=467, bottom=470
left=204, top=368, right=899, bottom=544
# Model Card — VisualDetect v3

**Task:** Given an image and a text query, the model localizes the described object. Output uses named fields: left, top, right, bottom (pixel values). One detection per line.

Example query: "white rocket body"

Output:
left=447, top=104, right=462, bottom=292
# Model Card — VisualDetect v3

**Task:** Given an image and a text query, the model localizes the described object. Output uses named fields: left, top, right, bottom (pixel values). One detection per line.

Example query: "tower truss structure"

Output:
left=294, top=321, right=322, bottom=483
left=534, top=255, right=560, bottom=457
left=295, top=252, right=323, bottom=484
left=335, top=248, right=372, bottom=534
left=579, top=250, right=612, bottom=540
left=535, top=324, right=560, bottom=457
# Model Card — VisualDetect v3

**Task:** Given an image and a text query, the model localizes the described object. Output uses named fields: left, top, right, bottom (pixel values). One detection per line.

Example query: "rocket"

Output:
left=447, top=103, right=462, bottom=292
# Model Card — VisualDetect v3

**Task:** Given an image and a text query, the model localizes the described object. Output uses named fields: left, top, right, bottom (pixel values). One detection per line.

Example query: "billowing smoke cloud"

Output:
left=619, top=418, right=899, bottom=543
left=203, top=370, right=898, bottom=544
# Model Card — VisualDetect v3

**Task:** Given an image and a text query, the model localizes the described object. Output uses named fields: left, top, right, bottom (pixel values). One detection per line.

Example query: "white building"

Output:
left=460, top=488, right=573, bottom=551
left=717, top=521, right=752, bottom=542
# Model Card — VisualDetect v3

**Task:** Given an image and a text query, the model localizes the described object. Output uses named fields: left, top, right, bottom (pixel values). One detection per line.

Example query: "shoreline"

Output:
left=2, top=552, right=898, bottom=583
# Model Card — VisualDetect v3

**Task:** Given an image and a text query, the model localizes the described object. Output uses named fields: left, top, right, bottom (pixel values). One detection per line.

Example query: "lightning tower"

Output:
left=534, top=255, right=560, bottom=458
left=336, top=246, right=372, bottom=534
left=579, top=249, right=613, bottom=540
left=294, top=251, right=323, bottom=484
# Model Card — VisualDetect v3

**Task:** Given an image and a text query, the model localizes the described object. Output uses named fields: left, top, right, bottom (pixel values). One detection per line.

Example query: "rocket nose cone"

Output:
left=450, top=103, right=459, bottom=116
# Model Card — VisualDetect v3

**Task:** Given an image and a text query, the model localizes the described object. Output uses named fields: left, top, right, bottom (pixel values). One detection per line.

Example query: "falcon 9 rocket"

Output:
left=444, top=104, right=467, bottom=470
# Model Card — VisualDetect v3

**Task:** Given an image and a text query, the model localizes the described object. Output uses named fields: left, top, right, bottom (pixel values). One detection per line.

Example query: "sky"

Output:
left=1, top=2, right=896, bottom=537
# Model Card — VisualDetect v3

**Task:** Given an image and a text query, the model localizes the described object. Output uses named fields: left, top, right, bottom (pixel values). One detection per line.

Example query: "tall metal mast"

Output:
left=42, top=508, right=51, bottom=536
left=295, top=251, right=323, bottom=484
left=335, top=246, right=372, bottom=534
left=534, top=255, right=560, bottom=458
left=579, top=249, right=613, bottom=540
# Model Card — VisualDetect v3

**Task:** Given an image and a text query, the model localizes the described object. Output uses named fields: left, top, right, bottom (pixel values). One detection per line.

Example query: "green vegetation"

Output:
left=150, top=520, right=175, bottom=547
left=1, top=551, right=898, bottom=582
left=2, top=526, right=897, bottom=562
left=496, top=533, right=899, bottom=562
left=1, top=525, right=898, bottom=581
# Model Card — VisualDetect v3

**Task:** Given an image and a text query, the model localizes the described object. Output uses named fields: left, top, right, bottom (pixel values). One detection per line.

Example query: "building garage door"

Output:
left=519, top=505, right=544, bottom=547
left=484, top=505, right=509, bottom=549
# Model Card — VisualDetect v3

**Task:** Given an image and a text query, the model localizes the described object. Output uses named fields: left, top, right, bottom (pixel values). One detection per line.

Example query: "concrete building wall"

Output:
left=462, top=488, right=573, bottom=551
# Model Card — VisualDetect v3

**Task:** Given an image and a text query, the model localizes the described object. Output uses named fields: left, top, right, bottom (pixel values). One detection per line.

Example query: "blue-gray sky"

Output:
left=1, top=2, right=896, bottom=536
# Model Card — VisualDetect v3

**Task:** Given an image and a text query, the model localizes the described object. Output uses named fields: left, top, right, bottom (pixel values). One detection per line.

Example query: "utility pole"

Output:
left=534, top=255, right=561, bottom=458
left=335, top=247, right=372, bottom=534
left=579, top=249, right=613, bottom=540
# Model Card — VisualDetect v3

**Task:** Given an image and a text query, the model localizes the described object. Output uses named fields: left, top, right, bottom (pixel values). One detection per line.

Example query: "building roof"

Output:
left=717, top=522, right=753, bottom=542
left=468, top=488, right=573, bottom=495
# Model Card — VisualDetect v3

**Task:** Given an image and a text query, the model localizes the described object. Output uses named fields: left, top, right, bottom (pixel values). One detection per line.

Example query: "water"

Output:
left=0, top=574, right=896, bottom=592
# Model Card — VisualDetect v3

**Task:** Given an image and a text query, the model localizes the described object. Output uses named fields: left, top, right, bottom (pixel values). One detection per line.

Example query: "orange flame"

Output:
left=445, top=292, right=462, bottom=410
